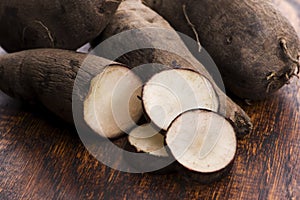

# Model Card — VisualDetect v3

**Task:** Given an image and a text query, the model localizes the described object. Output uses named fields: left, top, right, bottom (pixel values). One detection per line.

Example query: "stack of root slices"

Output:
left=84, top=67, right=237, bottom=181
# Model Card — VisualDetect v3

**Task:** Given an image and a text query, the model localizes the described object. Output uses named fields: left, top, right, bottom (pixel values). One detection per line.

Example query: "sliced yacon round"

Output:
left=166, top=109, right=236, bottom=174
left=84, top=65, right=143, bottom=139
left=142, top=69, right=219, bottom=131
left=128, top=124, right=169, bottom=157
left=125, top=124, right=180, bottom=174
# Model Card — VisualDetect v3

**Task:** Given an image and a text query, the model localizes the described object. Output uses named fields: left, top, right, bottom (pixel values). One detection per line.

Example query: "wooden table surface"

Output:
left=1, top=1, right=300, bottom=200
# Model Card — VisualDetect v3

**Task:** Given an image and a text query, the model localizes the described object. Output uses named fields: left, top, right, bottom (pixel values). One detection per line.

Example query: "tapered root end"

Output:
left=233, top=111, right=253, bottom=138
left=262, top=38, right=300, bottom=95
left=279, top=38, right=300, bottom=77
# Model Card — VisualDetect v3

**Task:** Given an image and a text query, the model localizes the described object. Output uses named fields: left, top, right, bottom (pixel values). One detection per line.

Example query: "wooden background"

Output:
left=0, top=1, right=299, bottom=199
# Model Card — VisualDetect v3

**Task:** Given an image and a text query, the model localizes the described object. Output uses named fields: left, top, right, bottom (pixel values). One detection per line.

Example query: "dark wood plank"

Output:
left=0, top=78, right=299, bottom=200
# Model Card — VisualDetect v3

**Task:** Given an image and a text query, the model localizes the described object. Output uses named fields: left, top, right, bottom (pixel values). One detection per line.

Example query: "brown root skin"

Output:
left=94, top=0, right=252, bottom=136
left=0, top=0, right=121, bottom=52
left=0, top=49, right=117, bottom=123
left=0, top=49, right=143, bottom=139
left=181, top=161, right=234, bottom=185
left=143, top=0, right=300, bottom=100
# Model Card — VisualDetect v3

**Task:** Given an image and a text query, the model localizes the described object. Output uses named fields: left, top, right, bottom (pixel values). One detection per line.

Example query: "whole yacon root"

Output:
left=143, top=0, right=300, bottom=100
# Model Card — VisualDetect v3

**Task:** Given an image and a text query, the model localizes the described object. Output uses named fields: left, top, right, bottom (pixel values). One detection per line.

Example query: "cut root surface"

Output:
left=166, top=109, right=236, bottom=173
left=84, top=65, right=143, bottom=138
left=142, top=69, right=219, bottom=130
left=128, top=124, right=168, bottom=157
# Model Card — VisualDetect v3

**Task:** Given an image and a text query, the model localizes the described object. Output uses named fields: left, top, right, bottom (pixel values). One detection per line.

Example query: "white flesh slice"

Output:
left=142, top=69, right=219, bottom=130
left=128, top=124, right=168, bottom=157
left=84, top=65, right=143, bottom=138
left=166, top=110, right=236, bottom=173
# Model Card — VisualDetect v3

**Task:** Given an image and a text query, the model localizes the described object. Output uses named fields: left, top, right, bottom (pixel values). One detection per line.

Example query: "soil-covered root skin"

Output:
left=143, top=0, right=300, bottom=100
left=124, top=124, right=180, bottom=174
left=166, top=109, right=237, bottom=175
left=0, top=0, right=121, bottom=52
left=142, top=69, right=219, bottom=131
left=0, top=49, right=94, bottom=122
left=0, top=48, right=143, bottom=139
left=84, top=66, right=143, bottom=139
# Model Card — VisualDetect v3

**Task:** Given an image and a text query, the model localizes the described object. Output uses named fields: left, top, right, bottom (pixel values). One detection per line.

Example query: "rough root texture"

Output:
left=143, top=0, right=300, bottom=100
left=0, top=48, right=118, bottom=124
left=0, top=0, right=122, bottom=52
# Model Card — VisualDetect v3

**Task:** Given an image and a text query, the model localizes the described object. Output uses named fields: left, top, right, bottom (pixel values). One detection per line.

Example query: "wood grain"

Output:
left=0, top=78, right=299, bottom=200
left=0, top=1, right=300, bottom=199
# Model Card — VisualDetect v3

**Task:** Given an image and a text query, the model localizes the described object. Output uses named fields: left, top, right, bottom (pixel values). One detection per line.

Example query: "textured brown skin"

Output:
left=93, top=0, right=252, bottom=136
left=181, top=161, right=234, bottom=184
left=143, top=0, right=300, bottom=100
left=0, top=0, right=121, bottom=52
left=0, top=49, right=119, bottom=123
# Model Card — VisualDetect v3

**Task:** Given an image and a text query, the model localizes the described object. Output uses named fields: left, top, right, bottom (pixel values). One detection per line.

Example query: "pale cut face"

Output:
left=128, top=124, right=169, bottom=157
left=84, top=65, right=143, bottom=138
left=166, top=110, right=236, bottom=173
left=142, top=69, right=219, bottom=130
